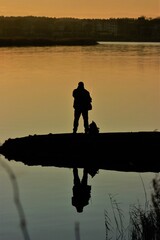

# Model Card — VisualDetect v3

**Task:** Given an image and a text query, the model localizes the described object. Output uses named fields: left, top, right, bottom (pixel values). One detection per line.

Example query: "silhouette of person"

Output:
left=72, top=168, right=91, bottom=213
left=72, top=82, right=92, bottom=134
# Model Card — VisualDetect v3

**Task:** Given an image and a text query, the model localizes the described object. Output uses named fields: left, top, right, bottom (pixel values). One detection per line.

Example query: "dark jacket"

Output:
left=72, top=185, right=91, bottom=212
left=73, top=86, right=92, bottom=110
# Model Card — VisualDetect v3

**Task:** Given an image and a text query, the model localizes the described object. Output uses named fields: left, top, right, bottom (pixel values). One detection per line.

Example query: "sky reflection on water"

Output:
left=0, top=155, right=156, bottom=240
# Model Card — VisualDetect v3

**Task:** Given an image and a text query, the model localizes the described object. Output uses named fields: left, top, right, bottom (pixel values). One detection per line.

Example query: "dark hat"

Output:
left=76, top=205, right=83, bottom=213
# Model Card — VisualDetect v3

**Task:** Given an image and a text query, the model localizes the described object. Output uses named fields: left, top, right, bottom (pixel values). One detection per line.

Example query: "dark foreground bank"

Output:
left=0, top=131, right=160, bottom=172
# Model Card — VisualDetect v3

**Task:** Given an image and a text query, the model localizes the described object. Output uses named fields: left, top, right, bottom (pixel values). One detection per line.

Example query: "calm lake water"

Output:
left=0, top=42, right=160, bottom=239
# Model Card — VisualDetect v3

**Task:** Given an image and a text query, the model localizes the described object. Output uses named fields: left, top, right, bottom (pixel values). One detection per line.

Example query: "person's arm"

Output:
left=72, top=89, right=76, bottom=97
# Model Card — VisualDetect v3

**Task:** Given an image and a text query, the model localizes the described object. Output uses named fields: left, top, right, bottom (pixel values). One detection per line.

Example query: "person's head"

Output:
left=78, top=81, right=84, bottom=89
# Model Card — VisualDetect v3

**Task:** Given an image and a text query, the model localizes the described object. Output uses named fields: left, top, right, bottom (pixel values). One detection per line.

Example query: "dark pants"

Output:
left=72, top=168, right=91, bottom=212
left=73, top=109, right=89, bottom=133
left=73, top=168, right=88, bottom=186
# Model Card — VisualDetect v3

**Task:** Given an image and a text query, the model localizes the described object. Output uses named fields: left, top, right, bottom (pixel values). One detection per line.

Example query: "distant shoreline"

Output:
left=0, top=38, right=98, bottom=47
left=0, top=16, right=160, bottom=44
left=0, top=39, right=159, bottom=47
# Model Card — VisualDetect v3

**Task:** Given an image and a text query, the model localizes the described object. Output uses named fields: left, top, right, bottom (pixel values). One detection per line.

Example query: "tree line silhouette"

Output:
left=0, top=16, right=159, bottom=46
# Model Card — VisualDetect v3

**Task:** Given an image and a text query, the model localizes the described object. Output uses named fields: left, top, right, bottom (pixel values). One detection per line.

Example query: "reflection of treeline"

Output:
left=0, top=16, right=160, bottom=45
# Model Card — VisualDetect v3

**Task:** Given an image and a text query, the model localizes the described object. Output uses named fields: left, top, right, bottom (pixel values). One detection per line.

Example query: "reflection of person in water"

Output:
left=72, top=168, right=91, bottom=213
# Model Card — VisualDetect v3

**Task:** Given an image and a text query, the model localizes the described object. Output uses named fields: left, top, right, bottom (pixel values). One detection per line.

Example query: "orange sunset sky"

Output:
left=0, top=0, right=159, bottom=19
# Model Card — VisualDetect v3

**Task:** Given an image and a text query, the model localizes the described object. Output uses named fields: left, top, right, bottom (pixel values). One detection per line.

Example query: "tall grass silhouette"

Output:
left=0, top=157, right=31, bottom=240
left=105, top=173, right=160, bottom=240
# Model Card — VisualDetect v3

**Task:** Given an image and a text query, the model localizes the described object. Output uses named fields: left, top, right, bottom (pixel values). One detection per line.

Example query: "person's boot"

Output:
left=73, top=128, right=77, bottom=134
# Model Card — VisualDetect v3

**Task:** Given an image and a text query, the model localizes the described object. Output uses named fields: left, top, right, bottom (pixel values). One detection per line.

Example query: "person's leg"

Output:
left=82, top=110, right=89, bottom=133
left=81, top=168, right=88, bottom=186
left=73, top=109, right=81, bottom=133
left=73, top=168, right=80, bottom=185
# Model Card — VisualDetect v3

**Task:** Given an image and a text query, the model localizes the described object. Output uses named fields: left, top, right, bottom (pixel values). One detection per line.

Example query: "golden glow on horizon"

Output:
left=0, top=0, right=159, bottom=19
